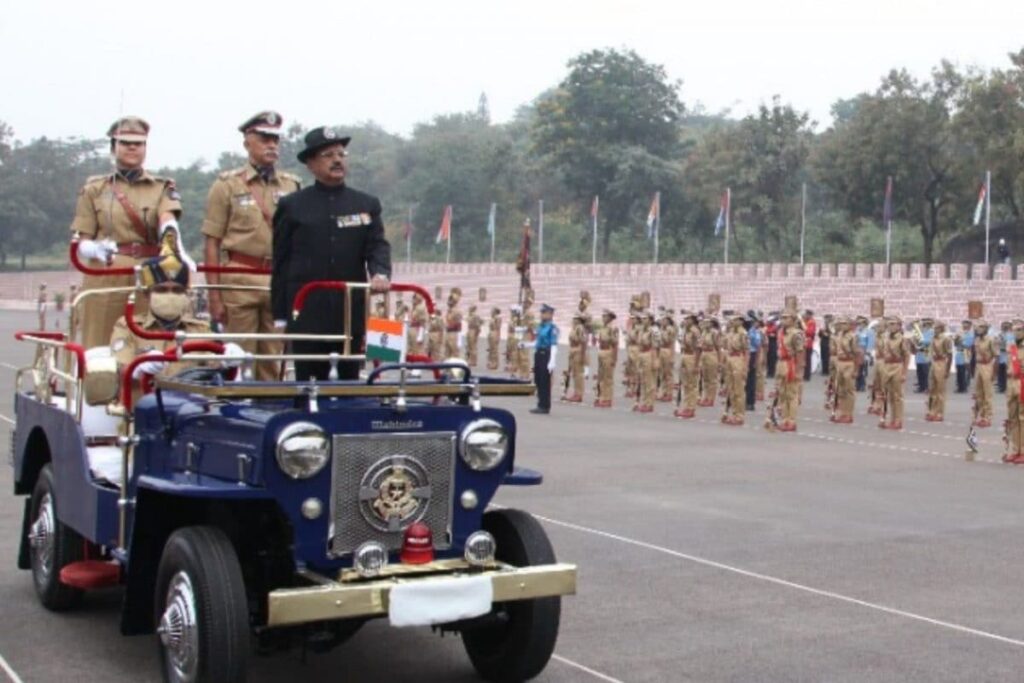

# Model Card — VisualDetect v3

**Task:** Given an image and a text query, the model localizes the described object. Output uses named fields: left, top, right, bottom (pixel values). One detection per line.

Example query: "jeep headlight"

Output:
left=276, top=422, right=330, bottom=479
left=460, top=419, right=508, bottom=471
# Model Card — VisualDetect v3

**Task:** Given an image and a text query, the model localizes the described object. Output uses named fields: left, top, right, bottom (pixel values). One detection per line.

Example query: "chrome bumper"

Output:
left=267, top=562, right=577, bottom=627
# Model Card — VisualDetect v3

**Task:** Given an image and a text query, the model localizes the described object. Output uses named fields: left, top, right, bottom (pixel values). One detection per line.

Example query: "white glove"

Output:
left=221, top=342, right=245, bottom=368
left=132, top=350, right=167, bottom=379
left=547, top=346, right=558, bottom=373
left=416, top=327, right=425, bottom=343
left=458, top=333, right=465, bottom=349
left=160, top=219, right=197, bottom=272
left=77, top=238, right=117, bottom=264
left=274, top=319, right=287, bottom=330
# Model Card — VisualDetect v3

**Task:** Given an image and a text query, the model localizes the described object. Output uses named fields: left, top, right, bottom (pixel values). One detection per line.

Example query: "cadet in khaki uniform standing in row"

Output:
left=443, top=288, right=464, bottom=359
left=633, top=311, right=657, bottom=413
left=486, top=306, right=502, bottom=370
left=876, top=317, right=909, bottom=430
left=831, top=316, right=860, bottom=424
left=771, top=311, right=804, bottom=432
left=72, top=117, right=183, bottom=349
left=563, top=312, right=588, bottom=402
left=408, top=293, right=428, bottom=358
left=674, top=312, right=701, bottom=419
left=202, top=112, right=300, bottom=381
left=465, top=304, right=483, bottom=366
left=594, top=309, right=619, bottom=408
left=972, top=320, right=998, bottom=427
left=657, top=309, right=677, bottom=402
left=1002, top=320, right=1024, bottom=464
left=925, top=320, right=953, bottom=422
left=722, top=314, right=748, bottom=425
left=698, top=319, right=721, bottom=407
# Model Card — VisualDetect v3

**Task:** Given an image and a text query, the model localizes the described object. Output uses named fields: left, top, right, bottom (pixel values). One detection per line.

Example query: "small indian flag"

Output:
left=366, top=317, right=406, bottom=363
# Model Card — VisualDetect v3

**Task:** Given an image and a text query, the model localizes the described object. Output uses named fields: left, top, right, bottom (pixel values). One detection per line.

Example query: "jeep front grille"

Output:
left=329, top=432, right=456, bottom=557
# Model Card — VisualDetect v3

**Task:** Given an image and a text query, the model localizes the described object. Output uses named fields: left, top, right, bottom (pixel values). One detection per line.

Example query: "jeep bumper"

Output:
left=267, top=562, right=577, bottom=627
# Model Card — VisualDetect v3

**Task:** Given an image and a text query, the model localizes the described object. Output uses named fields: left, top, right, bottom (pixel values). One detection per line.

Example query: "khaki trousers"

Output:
left=220, top=269, right=281, bottom=381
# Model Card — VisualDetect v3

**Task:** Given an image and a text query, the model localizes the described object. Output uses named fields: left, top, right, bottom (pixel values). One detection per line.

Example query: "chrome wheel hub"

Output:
left=29, top=493, right=55, bottom=583
left=158, top=571, right=199, bottom=683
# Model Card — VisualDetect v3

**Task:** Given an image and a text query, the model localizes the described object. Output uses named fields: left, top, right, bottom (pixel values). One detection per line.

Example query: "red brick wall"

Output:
left=5, top=263, right=1021, bottom=327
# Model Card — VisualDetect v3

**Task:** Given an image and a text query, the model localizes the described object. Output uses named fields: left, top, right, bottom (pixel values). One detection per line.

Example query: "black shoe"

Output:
left=529, top=408, right=550, bottom=415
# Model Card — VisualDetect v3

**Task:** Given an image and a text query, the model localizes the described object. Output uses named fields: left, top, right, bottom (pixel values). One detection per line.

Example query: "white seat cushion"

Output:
left=88, top=445, right=126, bottom=486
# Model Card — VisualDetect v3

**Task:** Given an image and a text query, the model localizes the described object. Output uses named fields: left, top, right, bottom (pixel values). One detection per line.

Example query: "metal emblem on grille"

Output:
left=359, top=455, right=432, bottom=532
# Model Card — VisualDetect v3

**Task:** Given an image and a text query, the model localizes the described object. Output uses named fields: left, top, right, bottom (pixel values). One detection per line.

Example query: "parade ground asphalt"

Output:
left=2, top=308, right=1024, bottom=682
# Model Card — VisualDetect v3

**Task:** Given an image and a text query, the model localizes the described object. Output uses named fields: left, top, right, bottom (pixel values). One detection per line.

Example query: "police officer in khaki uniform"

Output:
left=72, top=116, right=182, bottom=349
left=465, top=303, right=483, bottom=366
left=633, top=311, right=657, bottom=413
left=408, top=292, right=428, bottom=358
left=1002, top=320, right=1024, bottom=464
left=624, top=310, right=641, bottom=398
left=674, top=312, right=701, bottom=419
left=486, top=306, right=502, bottom=370
left=443, top=287, right=464, bottom=359
left=771, top=310, right=805, bottom=432
left=925, top=320, right=953, bottom=422
left=202, top=112, right=300, bottom=381
left=563, top=311, right=588, bottom=402
left=831, top=316, right=861, bottom=424
left=517, top=293, right=537, bottom=379
left=877, top=317, right=910, bottom=430
left=698, top=318, right=721, bottom=407
left=594, top=309, right=619, bottom=408
left=657, top=309, right=677, bottom=402
left=111, top=228, right=241, bottom=406
left=427, top=311, right=445, bottom=361
left=505, top=306, right=520, bottom=373
left=722, top=314, right=749, bottom=425
left=973, top=320, right=998, bottom=427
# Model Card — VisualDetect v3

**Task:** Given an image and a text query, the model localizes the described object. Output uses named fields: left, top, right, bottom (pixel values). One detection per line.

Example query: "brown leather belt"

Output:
left=446, top=327, right=460, bottom=332
left=729, top=352, right=745, bottom=357
left=640, top=346, right=653, bottom=352
left=933, top=355, right=948, bottom=361
left=226, top=250, right=272, bottom=270
left=885, top=358, right=903, bottom=364
left=977, top=359, right=994, bottom=365
left=116, top=242, right=160, bottom=258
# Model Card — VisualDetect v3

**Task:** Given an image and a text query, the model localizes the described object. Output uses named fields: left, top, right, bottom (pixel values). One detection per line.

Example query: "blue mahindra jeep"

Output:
left=11, top=275, right=576, bottom=683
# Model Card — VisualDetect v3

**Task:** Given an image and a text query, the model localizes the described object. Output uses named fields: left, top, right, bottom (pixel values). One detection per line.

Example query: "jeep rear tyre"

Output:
left=29, top=464, right=84, bottom=610
left=462, top=509, right=561, bottom=682
left=155, top=526, right=249, bottom=683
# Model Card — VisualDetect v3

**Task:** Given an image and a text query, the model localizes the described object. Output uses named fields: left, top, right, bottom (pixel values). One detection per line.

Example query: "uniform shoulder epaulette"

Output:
left=85, top=173, right=111, bottom=185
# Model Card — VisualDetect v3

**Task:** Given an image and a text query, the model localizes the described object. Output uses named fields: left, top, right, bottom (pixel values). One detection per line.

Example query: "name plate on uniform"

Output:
left=235, top=193, right=254, bottom=207
left=337, top=213, right=372, bottom=228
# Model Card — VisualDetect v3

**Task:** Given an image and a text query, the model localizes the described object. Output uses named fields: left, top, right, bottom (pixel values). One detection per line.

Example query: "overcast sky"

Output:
left=4, top=0, right=1022, bottom=168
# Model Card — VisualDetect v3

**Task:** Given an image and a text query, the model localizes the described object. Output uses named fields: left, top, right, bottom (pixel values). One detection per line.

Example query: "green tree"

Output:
left=532, top=48, right=685, bottom=257
left=813, top=67, right=965, bottom=266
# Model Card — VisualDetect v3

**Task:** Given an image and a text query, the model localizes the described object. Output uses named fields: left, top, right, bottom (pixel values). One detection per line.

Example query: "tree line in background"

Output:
left=2, top=47, right=1023, bottom=269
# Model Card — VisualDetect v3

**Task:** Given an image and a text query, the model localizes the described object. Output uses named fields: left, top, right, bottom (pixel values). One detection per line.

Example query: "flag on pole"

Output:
left=882, top=176, right=894, bottom=225
left=972, top=183, right=987, bottom=226
left=486, top=202, right=496, bottom=236
left=515, top=218, right=532, bottom=291
left=645, top=193, right=659, bottom=239
left=591, top=195, right=599, bottom=219
left=714, top=190, right=729, bottom=236
left=435, top=205, right=452, bottom=244
left=365, top=317, right=407, bottom=363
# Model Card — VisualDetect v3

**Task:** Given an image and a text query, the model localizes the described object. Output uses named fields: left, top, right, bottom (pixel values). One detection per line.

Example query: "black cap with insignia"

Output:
left=239, top=111, right=284, bottom=136
left=297, top=126, right=352, bottom=163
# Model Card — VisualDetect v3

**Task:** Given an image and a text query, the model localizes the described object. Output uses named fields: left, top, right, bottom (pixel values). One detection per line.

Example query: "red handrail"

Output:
left=291, top=281, right=435, bottom=319
left=15, top=331, right=66, bottom=342
left=70, top=240, right=269, bottom=277
left=121, top=340, right=225, bottom=411
left=14, top=332, right=85, bottom=380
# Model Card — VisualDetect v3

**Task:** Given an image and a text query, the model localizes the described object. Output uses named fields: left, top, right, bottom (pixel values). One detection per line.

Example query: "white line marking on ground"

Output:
left=0, top=414, right=14, bottom=426
left=0, top=652, right=25, bottom=683
left=552, top=654, right=625, bottom=683
left=534, top=512, right=1024, bottom=650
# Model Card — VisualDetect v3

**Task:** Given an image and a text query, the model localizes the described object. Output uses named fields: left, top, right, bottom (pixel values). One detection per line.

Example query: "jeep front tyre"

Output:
left=462, top=509, right=561, bottom=682
left=29, top=464, right=84, bottom=610
left=155, top=526, right=249, bottom=683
